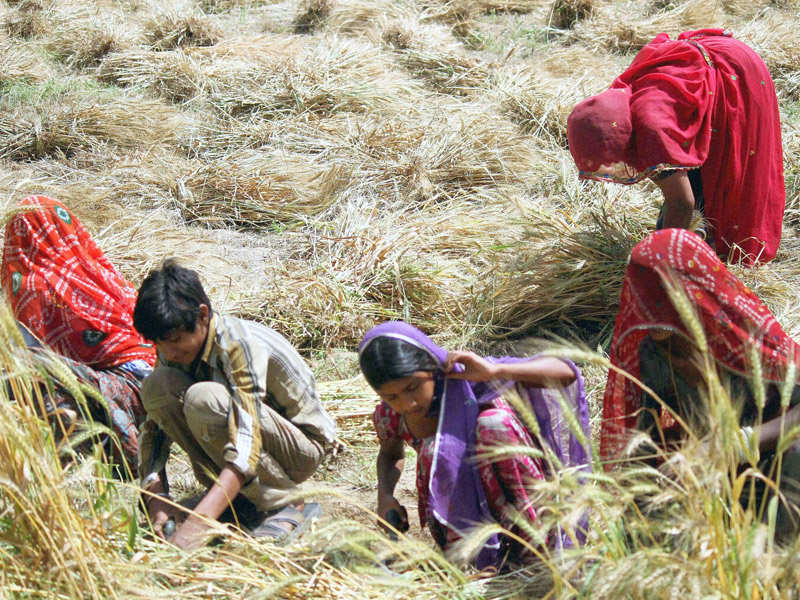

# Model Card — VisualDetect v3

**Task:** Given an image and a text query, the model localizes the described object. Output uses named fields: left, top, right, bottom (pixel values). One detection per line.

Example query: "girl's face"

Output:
left=377, top=371, right=436, bottom=417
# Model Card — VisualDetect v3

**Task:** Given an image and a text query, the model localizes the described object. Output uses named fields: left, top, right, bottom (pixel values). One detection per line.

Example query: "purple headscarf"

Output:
left=359, top=321, right=592, bottom=569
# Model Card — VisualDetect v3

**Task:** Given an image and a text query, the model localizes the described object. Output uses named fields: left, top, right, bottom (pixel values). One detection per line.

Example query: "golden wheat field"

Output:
left=2, top=0, right=800, bottom=597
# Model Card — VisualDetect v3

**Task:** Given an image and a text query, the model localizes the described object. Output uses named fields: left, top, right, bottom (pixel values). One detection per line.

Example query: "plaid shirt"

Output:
left=139, top=314, right=336, bottom=481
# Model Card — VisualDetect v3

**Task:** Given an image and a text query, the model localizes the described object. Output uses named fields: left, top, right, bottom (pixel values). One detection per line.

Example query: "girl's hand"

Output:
left=444, top=351, right=499, bottom=382
left=377, top=494, right=409, bottom=537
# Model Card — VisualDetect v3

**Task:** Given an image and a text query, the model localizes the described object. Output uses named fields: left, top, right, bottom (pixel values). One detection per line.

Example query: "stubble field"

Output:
left=1, top=0, right=800, bottom=597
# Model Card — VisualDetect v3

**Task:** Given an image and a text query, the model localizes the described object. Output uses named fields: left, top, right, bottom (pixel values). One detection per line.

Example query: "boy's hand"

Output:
left=169, top=514, right=214, bottom=551
left=148, top=496, right=185, bottom=539
left=377, top=494, right=409, bottom=537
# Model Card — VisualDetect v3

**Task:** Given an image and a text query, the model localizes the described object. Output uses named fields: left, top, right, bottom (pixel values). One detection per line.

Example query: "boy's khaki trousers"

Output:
left=142, top=367, right=324, bottom=510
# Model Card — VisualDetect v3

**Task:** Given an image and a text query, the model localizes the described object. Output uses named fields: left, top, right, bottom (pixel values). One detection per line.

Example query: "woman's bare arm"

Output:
left=654, top=170, right=695, bottom=230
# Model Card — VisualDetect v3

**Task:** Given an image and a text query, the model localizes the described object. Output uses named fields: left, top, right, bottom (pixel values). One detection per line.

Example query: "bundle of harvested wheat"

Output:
left=0, top=92, right=182, bottom=160
left=2, top=0, right=51, bottom=39
left=41, top=11, right=129, bottom=68
left=548, top=0, right=594, bottom=29
left=476, top=206, right=652, bottom=340
left=142, top=10, right=224, bottom=50
left=736, top=8, right=800, bottom=100
left=178, top=149, right=350, bottom=227
left=97, top=48, right=207, bottom=103
left=293, top=0, right=334, bottom=33
left=495, top=64, right=579, bottom=144
left=397, top=47, right=490, bottom=96
left=0, top=36, right=54, bottom=84
left=569, top=0, right=723, bottom=54
left=204, top=35, right=419, bottom=119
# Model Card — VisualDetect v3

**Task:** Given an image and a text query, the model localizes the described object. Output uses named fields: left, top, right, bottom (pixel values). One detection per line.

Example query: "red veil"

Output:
left=568, top=29, right=785, bottom=265
left=2, top=196, right=155, bottom=369
left=601, top=229, right=800, bottom=461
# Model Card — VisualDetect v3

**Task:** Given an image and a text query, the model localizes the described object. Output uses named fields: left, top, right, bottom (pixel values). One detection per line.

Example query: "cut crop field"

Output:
left=1, top=0, right=800, bottom=598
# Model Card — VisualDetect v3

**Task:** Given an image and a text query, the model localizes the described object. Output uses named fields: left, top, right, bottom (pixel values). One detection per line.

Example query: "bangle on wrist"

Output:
left=145, top=491, right=170, bottom=508
left=739, top=425, right=754, bottom=463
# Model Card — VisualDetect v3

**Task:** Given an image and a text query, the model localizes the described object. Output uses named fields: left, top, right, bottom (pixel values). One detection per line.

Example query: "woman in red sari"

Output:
left=602, top=228, right=800, bottom=536
left=567, top=29, right=785, bottom=266
left=601, top=228, right=800, bottom=461
left=2, top=195, right=156, bottom=476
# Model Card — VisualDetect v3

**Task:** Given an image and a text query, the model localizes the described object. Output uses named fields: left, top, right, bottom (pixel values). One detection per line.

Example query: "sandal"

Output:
left=249, top=502, right=322, bottom=543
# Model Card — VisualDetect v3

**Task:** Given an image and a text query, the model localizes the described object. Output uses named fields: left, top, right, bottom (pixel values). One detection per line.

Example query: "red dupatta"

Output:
left=568, top=29, right=785, bottom=265
left=2, top=195, right=155, bottom=369
left=600, top=229, right=800, bottom=462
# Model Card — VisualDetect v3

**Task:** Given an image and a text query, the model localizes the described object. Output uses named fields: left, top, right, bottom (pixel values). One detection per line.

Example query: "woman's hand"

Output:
left=443, top=351, right=499, bottom=382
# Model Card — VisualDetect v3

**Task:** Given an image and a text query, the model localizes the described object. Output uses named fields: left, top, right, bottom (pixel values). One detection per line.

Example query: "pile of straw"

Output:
left=0, top=92, right=181, bottom=160
left=569, top=0, right=723, bottom=53
left=178, top=150, right=350, bottom=227
left=737, top=8, right=800, bottom=100
left=143, top=10, right=224, bottom=50
left=0, top=36, right=54, bottom=84
left=548, top=0, right=594, bottom=29
left=477, top=207, right=652, bottom=340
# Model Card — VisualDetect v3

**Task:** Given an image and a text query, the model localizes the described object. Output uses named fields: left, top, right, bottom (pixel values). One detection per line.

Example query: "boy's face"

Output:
left=156, top=304, right=210, bottom=366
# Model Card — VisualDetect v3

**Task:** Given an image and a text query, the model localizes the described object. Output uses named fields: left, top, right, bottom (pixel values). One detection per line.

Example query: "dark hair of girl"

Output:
left=359, top=336, right=438, bottom=390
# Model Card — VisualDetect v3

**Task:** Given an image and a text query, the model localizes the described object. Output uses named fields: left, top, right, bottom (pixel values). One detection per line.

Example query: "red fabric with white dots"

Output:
left=601, top=229, right=800, bottom=461
left=2, top=195, right=155, bottom=369
left=571, top=29, right=784, bottom=265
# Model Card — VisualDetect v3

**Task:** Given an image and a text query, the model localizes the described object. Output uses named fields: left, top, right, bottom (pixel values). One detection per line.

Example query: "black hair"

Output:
left=133, top=259, right=212, bottom=342
left=359, top=336, right=438, bottom=390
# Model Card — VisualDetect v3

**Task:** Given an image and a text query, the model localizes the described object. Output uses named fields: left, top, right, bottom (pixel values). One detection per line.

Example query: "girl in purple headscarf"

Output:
left=358, top=321, right=591, bottom=569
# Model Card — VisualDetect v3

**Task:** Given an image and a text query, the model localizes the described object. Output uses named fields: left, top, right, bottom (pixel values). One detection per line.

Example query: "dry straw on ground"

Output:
left=548, top=0, right=594, bottom=29
left=1, top=0, right=800, bottom=597
left=0, top=93, right=181, bottom=160
left=143, top=10, right=224, bottom=50
left=569, top=0, right=723, bottom=53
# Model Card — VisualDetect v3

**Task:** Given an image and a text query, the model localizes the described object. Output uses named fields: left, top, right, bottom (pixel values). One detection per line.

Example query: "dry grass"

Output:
left=548, top=0, right=594, bottom=29
left=143, top=10, right=224, bottom=50
left=0, top=36, right=53, bottom=84
left=293, top=0, right=334, bottom=33
left=0, top=92, right=182, bottom=160
left=2, top=0, right=800, bottom=597
left=178, top=149, right=350, bottom=226
left=736, top=8, right=800, bottom=100
left=2, top=0, right=51, bottom=39
left=496, top=65, right=579, bottom=143
left=477, top=206, right=652, bottom=341
left=569, top=0, right=724, bottom=53
left=97, top=48, right=207, bottom=103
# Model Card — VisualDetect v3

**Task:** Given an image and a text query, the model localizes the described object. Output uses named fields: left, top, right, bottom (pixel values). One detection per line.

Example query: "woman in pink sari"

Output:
left=567, top=29, right=784, bottom=265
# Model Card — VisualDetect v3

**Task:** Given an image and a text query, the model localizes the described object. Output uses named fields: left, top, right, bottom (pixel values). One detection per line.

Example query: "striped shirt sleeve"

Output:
left=217, top=325, right=266, bottom=479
